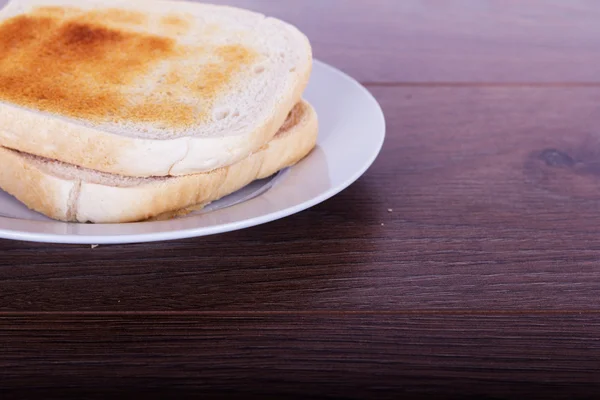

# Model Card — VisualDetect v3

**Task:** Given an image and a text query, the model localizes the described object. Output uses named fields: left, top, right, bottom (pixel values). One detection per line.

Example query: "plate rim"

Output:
left=0, top=59, right=386, bottom=244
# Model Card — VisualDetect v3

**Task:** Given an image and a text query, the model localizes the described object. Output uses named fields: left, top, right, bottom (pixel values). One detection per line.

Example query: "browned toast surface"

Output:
left=0, top=6, right=257, bottom=127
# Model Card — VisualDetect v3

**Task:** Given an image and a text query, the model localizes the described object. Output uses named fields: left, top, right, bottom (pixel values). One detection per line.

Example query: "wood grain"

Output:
left=3, top=314, right=600, bottom=399
left=2, top=0, right=600, bottom=397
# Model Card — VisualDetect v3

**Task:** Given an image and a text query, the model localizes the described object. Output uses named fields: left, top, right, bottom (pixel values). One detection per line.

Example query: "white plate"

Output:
left=0, top=60, right=386, bottom=244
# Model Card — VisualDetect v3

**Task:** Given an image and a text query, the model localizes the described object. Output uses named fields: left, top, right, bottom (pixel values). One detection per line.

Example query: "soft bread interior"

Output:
left=0, top=100, right=318, bottom=223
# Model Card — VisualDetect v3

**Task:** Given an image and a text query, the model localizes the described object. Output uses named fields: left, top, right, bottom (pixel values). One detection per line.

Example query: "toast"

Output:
left=0, top=100, right=318, bottom=223
left=0, top=0, right=312, bottom=176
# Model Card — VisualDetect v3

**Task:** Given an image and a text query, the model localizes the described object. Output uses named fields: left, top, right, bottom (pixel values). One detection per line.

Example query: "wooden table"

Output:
left=3, top=0, right=600, bottom=398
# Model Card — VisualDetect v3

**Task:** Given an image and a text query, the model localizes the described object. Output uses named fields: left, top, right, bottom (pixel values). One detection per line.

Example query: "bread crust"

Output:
left=0, top=101, right=318, bottom=223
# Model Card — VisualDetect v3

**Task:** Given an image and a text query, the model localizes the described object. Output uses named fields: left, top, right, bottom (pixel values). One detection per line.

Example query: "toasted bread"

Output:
left=0, top=100, right=318, bottom=223
left=0, top=0, right=312, bottom=176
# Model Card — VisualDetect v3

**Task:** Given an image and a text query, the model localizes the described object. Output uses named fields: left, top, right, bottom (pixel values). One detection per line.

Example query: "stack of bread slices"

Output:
left=0, top=0, right=317, bottom=223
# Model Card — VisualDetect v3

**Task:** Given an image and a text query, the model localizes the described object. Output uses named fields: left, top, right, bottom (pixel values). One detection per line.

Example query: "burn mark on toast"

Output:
left=58, top=22, right=127, bottom=52
left=164, top=44, right=257, bottom=109
left=160, top=14, right=191, bottom=35
left=34, top=6, right=79, bottom=18
left=85, top=9, right=148, bottom=26
left=0, top=7, right=258, bottom=133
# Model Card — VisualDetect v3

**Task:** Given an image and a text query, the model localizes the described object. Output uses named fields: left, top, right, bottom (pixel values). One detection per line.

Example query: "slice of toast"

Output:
left=0, top=100, right=318, bottom=223
left=0, top=0, right=312, bottom=176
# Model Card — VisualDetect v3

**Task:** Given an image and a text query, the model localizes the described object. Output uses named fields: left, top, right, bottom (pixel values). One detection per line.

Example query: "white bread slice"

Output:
left=0, top=100, right=318, bottom=223
left=0, top=0, right=312, bottom=176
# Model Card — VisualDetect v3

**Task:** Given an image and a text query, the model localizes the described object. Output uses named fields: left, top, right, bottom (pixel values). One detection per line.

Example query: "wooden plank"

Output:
left=3, top=87, right=600, bottom=311
left=2, top=313, right=600, bottom=399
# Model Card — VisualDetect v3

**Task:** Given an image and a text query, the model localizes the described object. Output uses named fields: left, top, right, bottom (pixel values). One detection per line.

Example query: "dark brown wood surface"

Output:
left=3, top=0, right=600, bottom=398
